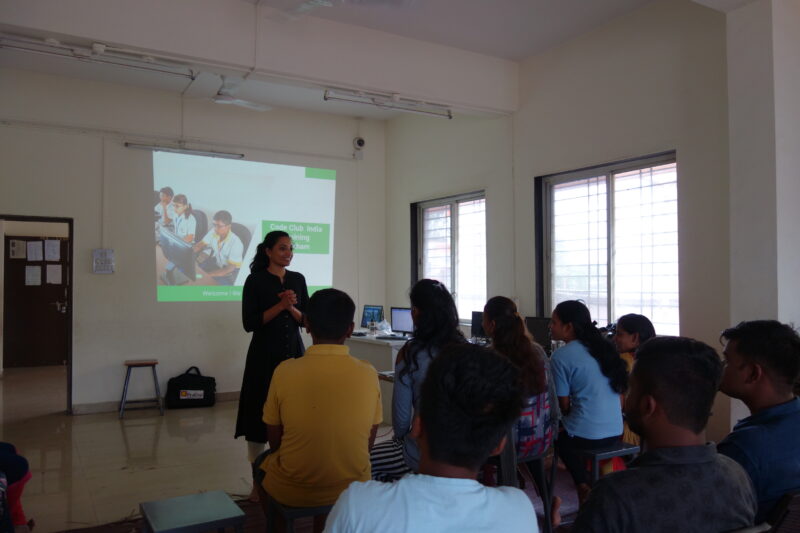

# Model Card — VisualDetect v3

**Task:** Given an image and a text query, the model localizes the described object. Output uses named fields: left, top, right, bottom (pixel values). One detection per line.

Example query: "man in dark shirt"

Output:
left=572, top=336, right=757, bottom=533
left=717, top=320, right=800, bottom=523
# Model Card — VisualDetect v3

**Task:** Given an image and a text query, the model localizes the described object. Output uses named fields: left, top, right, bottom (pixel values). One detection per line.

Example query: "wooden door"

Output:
left=3, top=236, right=70, bottom=367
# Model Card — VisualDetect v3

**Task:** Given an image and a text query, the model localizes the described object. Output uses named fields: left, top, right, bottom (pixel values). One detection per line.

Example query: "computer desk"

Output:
left=345, top=335, right=406, bottom=425
left=155, top=244, right=218, bottom=286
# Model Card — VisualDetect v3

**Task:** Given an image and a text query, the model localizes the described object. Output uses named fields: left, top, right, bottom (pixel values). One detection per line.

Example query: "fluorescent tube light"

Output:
left=124, top=143, right=244, bottom=160
left=324, top=89, right=453, bottom=119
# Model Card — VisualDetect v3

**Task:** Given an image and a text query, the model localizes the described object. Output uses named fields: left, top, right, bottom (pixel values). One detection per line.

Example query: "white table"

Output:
left=345, top=336, right=406, bottom=425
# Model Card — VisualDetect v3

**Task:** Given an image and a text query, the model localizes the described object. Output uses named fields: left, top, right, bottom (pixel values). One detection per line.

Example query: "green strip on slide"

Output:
left=305, top=167, right=336, bottom=180
left=158, top=285, right=244, bottom=302
left=307, top=285, right=331, bottom=297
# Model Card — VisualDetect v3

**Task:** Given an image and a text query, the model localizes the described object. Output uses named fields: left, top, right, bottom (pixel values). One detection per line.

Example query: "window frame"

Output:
left=536, top=151, right=677, bottom=323
left=411, top=190, right=487, bottom=323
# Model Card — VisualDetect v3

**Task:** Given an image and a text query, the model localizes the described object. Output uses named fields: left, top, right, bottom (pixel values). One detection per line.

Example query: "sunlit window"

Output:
left=418, top=194, right=486, bottom=320
left=546, top=157, right=679, bottom=334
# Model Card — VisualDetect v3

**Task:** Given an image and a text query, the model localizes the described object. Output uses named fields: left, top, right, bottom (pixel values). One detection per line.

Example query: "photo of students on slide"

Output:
left=160, top=193, right=197, bottom=285
left=193, top=210, right=244, bottom=286
left=154, top=186, right=176, bottom=231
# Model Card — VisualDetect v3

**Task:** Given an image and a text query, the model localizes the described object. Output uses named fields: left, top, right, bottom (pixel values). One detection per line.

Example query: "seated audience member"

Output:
left=572, top=336, right=757, bottom=533
left=613, top=313, right=656, bottom=445
left=370, top=279, right=465, bottom=481
left=193, top=210, right=243, bottom=285
left=254, top=289, right=382, bottom=532
left=483, top=296, right=553, bottom=460
left=324, top=344, right=539, bottom=533
left=550, top=300, right=628, bottom=504
left=0, top=442, right=32, bottom=532
left=717, top=320, right=800, bottom=524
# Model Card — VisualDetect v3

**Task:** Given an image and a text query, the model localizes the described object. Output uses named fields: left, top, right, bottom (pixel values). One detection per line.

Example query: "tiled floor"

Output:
left=1, top=366, right=253, bottom=532
left=1, top=366, right=578, bottom=532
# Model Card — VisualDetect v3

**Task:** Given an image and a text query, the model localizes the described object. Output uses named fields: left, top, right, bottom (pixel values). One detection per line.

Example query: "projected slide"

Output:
left=153, top=152, right=335, bottom=302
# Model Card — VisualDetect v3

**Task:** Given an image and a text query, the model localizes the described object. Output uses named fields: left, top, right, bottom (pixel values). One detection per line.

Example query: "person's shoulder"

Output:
left=714, top=448, right=755, bottom=479
left=338, top=479, right=398, bottom=508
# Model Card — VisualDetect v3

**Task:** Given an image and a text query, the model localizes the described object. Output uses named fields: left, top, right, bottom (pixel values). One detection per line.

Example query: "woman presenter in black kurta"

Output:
left=236, top=230, right=309, bottom=500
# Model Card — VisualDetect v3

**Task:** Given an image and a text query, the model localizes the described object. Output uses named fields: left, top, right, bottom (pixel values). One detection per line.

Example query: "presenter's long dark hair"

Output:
left=398, top=279, right=465, bottom=379
left=554, top=300, right=628, bottom=394
left=484, top=296, right=547, bottom=396
left=250, top=230, right=291, bottom=273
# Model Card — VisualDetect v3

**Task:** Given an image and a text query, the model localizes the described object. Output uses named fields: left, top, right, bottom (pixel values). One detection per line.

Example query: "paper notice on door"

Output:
left=9, top=240, right=26, bottom=259
left=26, top=241, right=43, bottom=261
left=47, top=264, right=62, bottom=285
left=45, top=240, right=61, bottom=261
left=25, top=265, right=42, bottom=286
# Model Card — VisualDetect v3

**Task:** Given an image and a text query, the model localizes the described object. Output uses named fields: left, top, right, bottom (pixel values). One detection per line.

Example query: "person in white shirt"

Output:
left=171, top=194, right=197, bottom=243
left=154, top=186, right=176, bottom=229
left=324, top=343, right=539, bottom=533
left=193, top=210, right=244, bottom=285
left=161, top=193, right=198, bottom=285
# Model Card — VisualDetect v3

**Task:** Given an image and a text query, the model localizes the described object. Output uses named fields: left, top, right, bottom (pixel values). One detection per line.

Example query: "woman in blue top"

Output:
left=370, top=279, right=465, bottom=481
left=550, top=300, right=628, bottom=504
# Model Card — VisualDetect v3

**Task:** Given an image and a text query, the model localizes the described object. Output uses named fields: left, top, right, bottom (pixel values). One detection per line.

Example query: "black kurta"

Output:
left=235, top=269, right=309, bottom=442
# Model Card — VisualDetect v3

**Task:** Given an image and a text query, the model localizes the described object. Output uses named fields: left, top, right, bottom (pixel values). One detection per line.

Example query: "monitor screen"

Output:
left=391, top=307, right=414, bottom=335
left=471, top=311, right=486, bottom=338
left=525, top=316, right=552, bottom=354
left=361, top=305, right=384, bottom=328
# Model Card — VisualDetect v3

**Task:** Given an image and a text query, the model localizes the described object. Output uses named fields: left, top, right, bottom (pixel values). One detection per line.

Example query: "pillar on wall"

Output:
left=725, top=0, right=800, bottom=326
left=699, top=0, right=800, bottom=429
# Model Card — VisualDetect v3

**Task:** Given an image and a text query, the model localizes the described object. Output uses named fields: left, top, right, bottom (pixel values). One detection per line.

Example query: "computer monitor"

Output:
left=471, top=311, right=486, bottom=338
left=159, top=226, right=195, bottom=280
left=360, top=305, right=384, bottom=328
left=390, top=307, right=414, bottom=335
left=525, top=316, right=552, bottom=355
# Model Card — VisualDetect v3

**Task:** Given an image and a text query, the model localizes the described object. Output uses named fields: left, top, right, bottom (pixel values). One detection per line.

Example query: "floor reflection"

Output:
left=0, top=367, right=250, bottom=532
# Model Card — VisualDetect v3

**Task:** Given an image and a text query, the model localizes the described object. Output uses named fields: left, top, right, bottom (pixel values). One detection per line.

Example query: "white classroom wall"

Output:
left=385, top=114, right=515, bottom=308
left=385, top=0, right=735, bottom=440
left=0, top=67, right=387, bottom=411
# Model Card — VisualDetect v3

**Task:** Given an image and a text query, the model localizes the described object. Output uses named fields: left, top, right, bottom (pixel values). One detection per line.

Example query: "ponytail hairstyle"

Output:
left=616, top=314, right=656, bottom=347
left=172, top=194, right=193, bottom=219
left=484, top=296, right=547, bottom=396
left=398, top=279, right=465, bottom=379
left=553, top=300, right=628, bottom=394
left=250, top=230, right=291, bottom=273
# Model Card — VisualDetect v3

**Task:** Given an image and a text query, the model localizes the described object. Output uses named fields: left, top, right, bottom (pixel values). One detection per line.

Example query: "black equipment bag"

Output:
left=166, top=366, right=216, bottom=409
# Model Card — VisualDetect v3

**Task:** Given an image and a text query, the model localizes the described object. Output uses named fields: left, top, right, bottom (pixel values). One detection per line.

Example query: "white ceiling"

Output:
left=260, top=0, right=656, bottom=61
left=1, top=0, right=659, bottom=119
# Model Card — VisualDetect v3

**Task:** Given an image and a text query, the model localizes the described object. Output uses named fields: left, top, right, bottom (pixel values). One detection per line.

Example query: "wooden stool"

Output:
left=267, top=495, right=333, bottom=533
left=580, top=442, right=640, bottom=485
left=119, top=359, right=164, bottom=418
left=140, top=490, right=245, bottom=533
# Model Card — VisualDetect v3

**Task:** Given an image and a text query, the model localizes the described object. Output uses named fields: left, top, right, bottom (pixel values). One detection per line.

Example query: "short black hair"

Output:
left=159, top=186, right=174, bottom=197
left=419, top=343, right=523, bottom=470
left=305, top=288, right=355, bottom=340
left=721, top=320, right=800, bottom=392
left=213, top=210, right=232, bottom=225
left=633, top=336, right=722, bottom=434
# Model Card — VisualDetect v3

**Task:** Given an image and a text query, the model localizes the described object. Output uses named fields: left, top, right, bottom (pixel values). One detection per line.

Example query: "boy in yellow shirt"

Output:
left=254, top=288, right=382, bottom=531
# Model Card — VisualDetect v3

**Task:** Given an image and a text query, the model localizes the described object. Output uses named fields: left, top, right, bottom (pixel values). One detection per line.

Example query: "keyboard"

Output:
left=375, top=335, right=409, bottom=341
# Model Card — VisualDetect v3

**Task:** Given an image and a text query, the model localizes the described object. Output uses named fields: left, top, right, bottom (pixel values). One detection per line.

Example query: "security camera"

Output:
left=353, top=137, right=366, bottom=150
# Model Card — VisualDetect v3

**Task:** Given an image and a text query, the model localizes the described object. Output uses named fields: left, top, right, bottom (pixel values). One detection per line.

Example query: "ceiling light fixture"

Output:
left=124, top=142, right=244, bottom=160
left=0, top=33, right=195, bottom=80
left=323, top=88, right=453, bottom=119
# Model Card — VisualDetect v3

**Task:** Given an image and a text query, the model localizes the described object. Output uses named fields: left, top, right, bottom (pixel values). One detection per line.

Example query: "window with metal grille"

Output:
left=415, top=192, right=486, bottom=321
left=540, top=153, right=679, bottom=334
